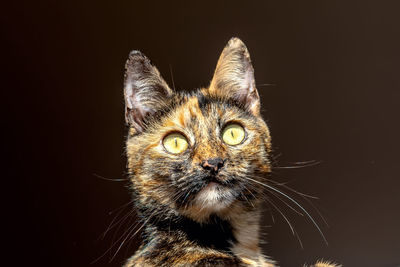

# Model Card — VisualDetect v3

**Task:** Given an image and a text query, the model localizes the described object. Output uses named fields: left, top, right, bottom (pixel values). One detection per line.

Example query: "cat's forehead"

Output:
left=164, top=91, right=249, bottom=130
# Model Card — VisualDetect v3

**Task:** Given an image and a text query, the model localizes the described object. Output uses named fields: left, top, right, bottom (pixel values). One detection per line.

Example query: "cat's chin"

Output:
left=192, top=181, right=237, bottom=213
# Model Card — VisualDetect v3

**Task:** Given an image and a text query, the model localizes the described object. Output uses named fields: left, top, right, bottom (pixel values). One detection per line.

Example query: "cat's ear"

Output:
left=209, top=38, right=260, bottom=116
left=124, top=51, right=173, bottom=132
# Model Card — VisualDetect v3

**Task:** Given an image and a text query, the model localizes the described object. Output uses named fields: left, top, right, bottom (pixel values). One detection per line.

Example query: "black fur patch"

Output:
left=194, top=256, right=242, bottom=266
left=151, top=214, right=237, bottom=252
left=197, top=92, right=210, bottom=112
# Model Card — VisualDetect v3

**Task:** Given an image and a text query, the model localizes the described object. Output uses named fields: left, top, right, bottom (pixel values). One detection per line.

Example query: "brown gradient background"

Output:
left=2, top=1, right=400, bottom=266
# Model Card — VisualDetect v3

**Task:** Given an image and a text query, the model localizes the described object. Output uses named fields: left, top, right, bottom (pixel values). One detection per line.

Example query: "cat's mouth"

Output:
left=204, top=174, right=235, bottom=187
left=205, top=175, right=225, bottom=186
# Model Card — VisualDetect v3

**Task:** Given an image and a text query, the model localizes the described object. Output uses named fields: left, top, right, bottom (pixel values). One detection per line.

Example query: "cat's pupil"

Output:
left=231, top=130, right=235, bottom=138
left=174, top=138, right=178, bottom=147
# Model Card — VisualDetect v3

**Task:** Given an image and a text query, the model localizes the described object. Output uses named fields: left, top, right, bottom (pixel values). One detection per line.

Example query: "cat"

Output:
left=122, top=37, right=339, bottom=267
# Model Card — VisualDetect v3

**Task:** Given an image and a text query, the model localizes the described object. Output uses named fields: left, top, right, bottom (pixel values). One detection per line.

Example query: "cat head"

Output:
left=124, top=38, right=271, bottom=222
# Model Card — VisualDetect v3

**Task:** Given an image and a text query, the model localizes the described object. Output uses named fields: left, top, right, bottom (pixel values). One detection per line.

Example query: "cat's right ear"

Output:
left=124, top=51, right=173, bottom=133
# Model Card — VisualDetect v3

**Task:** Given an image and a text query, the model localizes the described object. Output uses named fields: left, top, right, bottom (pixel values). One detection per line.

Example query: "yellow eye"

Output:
left=163, top=133, right=189, bottom=154
left=222, top=124, right=245, bottom=145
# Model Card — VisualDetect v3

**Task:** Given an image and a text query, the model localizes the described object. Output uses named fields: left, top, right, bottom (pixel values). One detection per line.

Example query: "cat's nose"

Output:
left=201, top=158, right=225, bottom=173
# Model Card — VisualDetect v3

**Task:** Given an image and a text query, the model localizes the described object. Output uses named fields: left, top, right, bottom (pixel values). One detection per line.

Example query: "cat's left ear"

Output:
left=209, top=38, right=260, bottom=116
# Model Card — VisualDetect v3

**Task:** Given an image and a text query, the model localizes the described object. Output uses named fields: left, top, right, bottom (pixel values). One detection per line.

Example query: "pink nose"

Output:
left=201, top=158, right=225, bottom=173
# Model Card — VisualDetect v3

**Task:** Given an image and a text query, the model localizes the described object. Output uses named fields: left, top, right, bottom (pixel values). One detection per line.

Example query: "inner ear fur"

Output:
left=209, top=37, right=260, bottom=116
left=124, top=50, right=173, bottom=133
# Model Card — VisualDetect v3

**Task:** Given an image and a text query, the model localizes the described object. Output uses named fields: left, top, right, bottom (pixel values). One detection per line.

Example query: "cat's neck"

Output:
left=141, top=203, right=265, bottom=263
left=229, top=209, right=265, bottom=263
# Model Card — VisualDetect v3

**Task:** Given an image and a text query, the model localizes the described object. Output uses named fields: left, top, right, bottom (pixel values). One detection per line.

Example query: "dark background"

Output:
left=2, top=1, right=400, bottom=266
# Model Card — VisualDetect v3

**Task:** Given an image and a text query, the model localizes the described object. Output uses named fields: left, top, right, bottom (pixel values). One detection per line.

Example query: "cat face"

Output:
left=124, top=38, right=271, bottom=222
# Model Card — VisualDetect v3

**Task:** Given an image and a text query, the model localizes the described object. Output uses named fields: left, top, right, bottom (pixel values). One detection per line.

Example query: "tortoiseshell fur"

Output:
left=122, top=38, right=339, bottom=267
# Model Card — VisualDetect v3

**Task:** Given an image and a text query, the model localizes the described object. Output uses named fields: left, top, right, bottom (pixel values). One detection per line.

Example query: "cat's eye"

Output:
left=222, top=124, right=245, bottom=146
left=163, top=133, right=189, bottom=154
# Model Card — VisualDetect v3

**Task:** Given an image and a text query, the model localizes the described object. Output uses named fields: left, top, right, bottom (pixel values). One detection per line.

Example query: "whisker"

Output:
left=108, top=206, right=164, bottom=263
left=272, top=160, right=322, bottom=169
left=251, top=174, right=319, bottom=199
left=243, top=176, right=328, bottom=245
left=92, top=205, right=162, bottom=264
left=108, top=200, right=135, bottom=215
left=241, top=186, right=255, bottom=208
left=270, top=210, right=275, bottom=223
left=110, top=215, right=137, bottom=254
left=266, top=189, right=304, bottom=216
left=243, top=186, right=257, bottom=208
left=101, top=202, right=134, bottom=239
left=109, top=217, right=149, bottom=263
left=93, top=173, right=127, bottom=182
left=91, top=217, right=137, bottom=264
left=257, top=83, right=277, bottom=87
left=122, top=204, right=177, bottom=262
left=266, top=197, right=295, bottom=235
left=294, top=229, right=304, bottom=249
left=169, top=64, right=176, bottom=91
left=254, top=174, right=329, bottom=226
left=299, top=194, right=330, bottom=228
